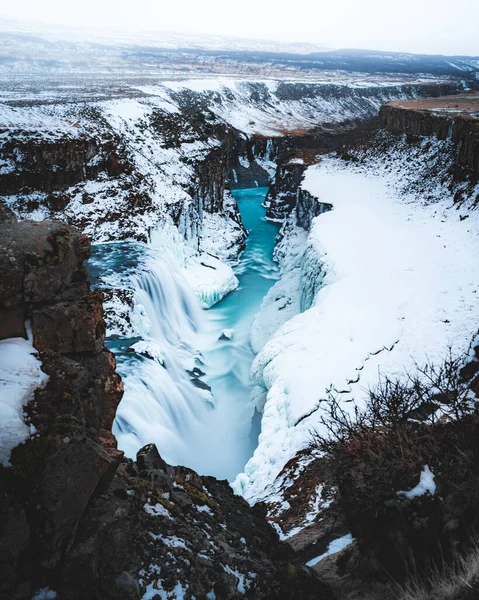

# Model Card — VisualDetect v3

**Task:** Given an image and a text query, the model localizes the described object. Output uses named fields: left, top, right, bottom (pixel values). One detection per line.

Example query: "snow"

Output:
left=0, top=333, right=48, bottom=467
left=397, top=465, right=436, bottom=500
left=130, top=341, right=165, bottom=365
left=149, top=534, right=189, bottom=550
left=142, top=579, right=188, bottom=600
left=195, top=504, right=214, bottom=515
left=223, top=565, right=253, bottom=595
left=306, top=534, right=355, bottom=567
left=144, top=502, right=174, bottom=520
left=235, top=155, right=479, bottom=502
left=250, top=224, right=307, bottom=353
left=219, top=329, right=234, bottom=340
left=183, top=253, right=238, bottom=309
left=149, top=224, right=239, bottom=309
left=131, top=78, right=448, bottom=138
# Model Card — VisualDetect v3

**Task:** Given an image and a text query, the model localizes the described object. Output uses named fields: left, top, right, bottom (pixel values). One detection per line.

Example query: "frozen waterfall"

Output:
left=99, top=188, right=280, bottom=480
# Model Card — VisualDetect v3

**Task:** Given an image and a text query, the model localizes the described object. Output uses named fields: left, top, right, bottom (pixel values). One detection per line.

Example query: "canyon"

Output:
left=1, top=70, right=479, bottom=600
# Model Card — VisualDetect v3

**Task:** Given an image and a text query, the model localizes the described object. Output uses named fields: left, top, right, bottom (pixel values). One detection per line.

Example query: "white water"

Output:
left=110, top=188, right=279, bottom=480
left=112, top=258, right=216, bottom=469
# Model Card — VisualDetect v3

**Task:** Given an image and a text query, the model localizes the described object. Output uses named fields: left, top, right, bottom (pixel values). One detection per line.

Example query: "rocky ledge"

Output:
left=380, top=92, right=479, bottom=176
left=0, top=205, right=332, bottom=600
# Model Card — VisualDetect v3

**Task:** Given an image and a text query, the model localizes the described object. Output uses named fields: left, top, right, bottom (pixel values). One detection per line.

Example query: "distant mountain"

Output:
left=0, top=18, right=478, bottom=82
left=0, top=18, right=332, bottom=55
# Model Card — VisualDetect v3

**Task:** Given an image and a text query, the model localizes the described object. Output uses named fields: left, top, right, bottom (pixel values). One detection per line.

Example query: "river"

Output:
left=88, top=187, right=279, bottom=480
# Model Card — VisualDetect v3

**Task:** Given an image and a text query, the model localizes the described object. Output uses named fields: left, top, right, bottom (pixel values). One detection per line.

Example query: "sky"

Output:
left=1, top=0, right=478, bottom=56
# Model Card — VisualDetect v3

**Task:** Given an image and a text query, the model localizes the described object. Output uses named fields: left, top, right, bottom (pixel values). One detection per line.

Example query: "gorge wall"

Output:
left=233, top=91, right=479, bottom=594
left=380, top=93, right=479, bottom=177
left=0, top=205, right=333, bottom=600
left=0, top=78, right=465, bottom=247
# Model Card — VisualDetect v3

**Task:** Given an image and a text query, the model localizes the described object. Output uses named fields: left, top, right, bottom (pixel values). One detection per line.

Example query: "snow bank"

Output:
left=250, top=223, right=307, bottom=353
left=306, top=534, right=354, bottom=567
left=183, top=253, right=238, bottom=309
left=397, top=465, right=436, bottom=500
left=149, top=223, right=238, bottom=309
left=0, top=334, right=48, bottom=466
left=235, top=156, right=479, bottom=501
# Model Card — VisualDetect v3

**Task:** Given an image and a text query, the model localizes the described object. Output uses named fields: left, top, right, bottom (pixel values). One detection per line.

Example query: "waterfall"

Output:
left=110, top=187, right=279, bottom=481
left=113, top=255, right=214, bottom=471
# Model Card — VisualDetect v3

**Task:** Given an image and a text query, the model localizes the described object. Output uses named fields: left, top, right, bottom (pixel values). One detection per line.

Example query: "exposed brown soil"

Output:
left=386, top=92, right=479, bottom=115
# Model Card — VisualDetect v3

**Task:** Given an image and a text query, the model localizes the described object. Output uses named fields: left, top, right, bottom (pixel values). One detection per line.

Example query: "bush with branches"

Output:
left=311, top=349, right=479, bottom=579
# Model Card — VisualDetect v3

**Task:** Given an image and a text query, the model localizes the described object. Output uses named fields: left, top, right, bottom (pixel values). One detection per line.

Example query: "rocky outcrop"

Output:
left=0, top=208, right=92, bottom=340
left=60, top=444, right=333, bottom=600
left=265, top=155, right=332, bottom=230
left=380, top=94, right=479, bottom=176
left=0, top=206, right=124, bottom=598
left=0, top=133, right=128, bottom=197
left=0, top=206, right=333, bottom=600
left=265, top=162, right=306, bottom=221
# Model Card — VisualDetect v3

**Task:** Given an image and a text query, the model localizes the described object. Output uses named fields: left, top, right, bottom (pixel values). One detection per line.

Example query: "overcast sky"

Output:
left=1, top=0, right=478, bottom=56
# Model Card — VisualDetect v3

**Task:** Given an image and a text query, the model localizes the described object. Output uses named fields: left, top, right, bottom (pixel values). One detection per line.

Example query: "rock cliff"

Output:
left=0, top=206, right=332, bottom=600
left=380, top=93, right=479, bottom=177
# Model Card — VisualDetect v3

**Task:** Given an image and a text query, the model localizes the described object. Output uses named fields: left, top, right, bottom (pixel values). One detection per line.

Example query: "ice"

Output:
left=0, top=333, right=48, bottom=467
left=183, top=253, right=238, bottom=309
left=397, top=465, right=436, bottom=500
left=149, top=224, right=239, bottom=309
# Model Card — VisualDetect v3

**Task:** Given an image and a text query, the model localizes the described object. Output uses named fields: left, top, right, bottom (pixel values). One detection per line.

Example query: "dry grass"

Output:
left=400, top=542, right=479, bottom=600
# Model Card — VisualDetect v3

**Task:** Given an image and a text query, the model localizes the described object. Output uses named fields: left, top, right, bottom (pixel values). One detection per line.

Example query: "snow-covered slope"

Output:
left=234, top=145, right=479, bottom=502
left=0, top=332, right=48, bottom=466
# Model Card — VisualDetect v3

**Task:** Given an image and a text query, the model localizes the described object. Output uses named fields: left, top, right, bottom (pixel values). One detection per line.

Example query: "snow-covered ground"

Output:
left=234, top=151, right=479, bottom=502
left=0, top=331, right=48, bottom=466
left=146, top=78, right=444, bottom=137
left=2, top=76, right=445, bottom=311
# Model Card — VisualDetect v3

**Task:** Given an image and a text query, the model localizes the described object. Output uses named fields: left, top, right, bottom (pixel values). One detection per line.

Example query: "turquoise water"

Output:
left=196, top=187, right=281, bottom=475
left=88, top=187, right=280, bottom=480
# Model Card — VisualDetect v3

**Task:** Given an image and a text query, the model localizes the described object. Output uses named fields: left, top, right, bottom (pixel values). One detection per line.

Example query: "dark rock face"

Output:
left=32, top=292, right=105, bottom=354
left=275, top=82, right=459, bottom=104
left=380, top=102, right=479, bottom=177
left=0, top=219, right=91, bottom=340
left=0, top=209, right=124, bottom=598
left=60, top=445, right=333, bottom=600
left=265, top=157, right=332, bottom=231
left=265, top=162, right=305, bottom=222
left=0, top=134, right=127, bottom=196
left=0, top=208, right=332, bottom=600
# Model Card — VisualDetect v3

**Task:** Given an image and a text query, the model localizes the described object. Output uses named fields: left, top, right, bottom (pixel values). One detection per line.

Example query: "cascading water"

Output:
left=89, top=187, right=280, bottom=481
left=112, top=257, right=215, bottom=470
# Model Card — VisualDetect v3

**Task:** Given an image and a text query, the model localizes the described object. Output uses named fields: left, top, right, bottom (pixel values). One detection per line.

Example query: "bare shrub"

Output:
left=310, top=350, right=479, bottom=579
